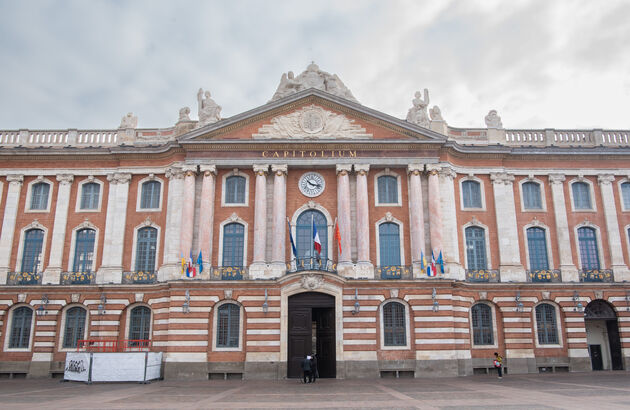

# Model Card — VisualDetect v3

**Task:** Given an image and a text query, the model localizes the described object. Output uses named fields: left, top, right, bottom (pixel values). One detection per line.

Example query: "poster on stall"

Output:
left=64, top=353, right=91, bottom=382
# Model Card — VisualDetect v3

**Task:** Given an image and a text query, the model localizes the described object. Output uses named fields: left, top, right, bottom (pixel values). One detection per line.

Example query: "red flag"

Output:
left=334, top=219, right=342, bottom=255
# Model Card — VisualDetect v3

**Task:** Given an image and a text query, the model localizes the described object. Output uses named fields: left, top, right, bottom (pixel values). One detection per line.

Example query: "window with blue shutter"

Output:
left=222, top=223, right=245, bottom=267
left=465, top=226, right=487, bottom=270
left=63, top=307, right=87, bottom=348
left=527, top=227, right=549, bottom=271
left=471, top=303, right=493, bottom=345
left=462, top=180, right=482, bottom=208
left=296, top=210, right=328, bottom=261
left=135, top=227, right=157, bottom=272
left=30, top=182, right=50, bottom=210
left=73, top=229, right=96, bottom=273
left=21, top=229, right=44, bottom=273
left=535, top=303, right=558, bottom=344
left=572, top=182, right=592, bottom=210
left=522, top=181, right=542, bottom=209
left=383, top=302, right=406, bottom=346
left=9, top=306, right=33, bottom=349
left=140, top=181, right=161, bottom=209
left=621, top=182, right=630, bottom=209
left=379, top=223, right=401, bottom=267
left=377, top=175, right=398, bottom=204
left=217, top=303, right=240, bottom=348
left=80, top=182, right=100, bottom=210
left=578, top=227, right=600, bottom=270
left=128, top=306, right=151, bottom=341
left=225, top=176, right=246, bottom=204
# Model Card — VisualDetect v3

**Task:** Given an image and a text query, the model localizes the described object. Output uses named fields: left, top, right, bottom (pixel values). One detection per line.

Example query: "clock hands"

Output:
left=306, top=180, right=321, bottom=189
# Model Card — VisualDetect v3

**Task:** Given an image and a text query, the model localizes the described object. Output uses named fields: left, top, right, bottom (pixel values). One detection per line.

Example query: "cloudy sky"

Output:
left=1, top=0, right=629, bottom=131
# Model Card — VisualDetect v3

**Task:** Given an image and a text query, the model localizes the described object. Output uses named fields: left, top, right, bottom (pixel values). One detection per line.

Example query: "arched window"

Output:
left=225, top=176, right=246, bottom=204
left=135, top=227, right=157, bottom=272
left=572, top=181, right=592, bottom=210
left=465, top=226, right=486, bottom=270
left=578, top=227, right=600, bottom=270
left=462, top=180, right=482, bottom=208
left=535, top=303, right=558, bottom=344
left=471, top=303, right=493, bottom=345
left=379, top=223, right=401, bottom=266
left=217, top=303, right=240, bottom=348
left=522, top=181, right=542, bottom=209
left=527, top=227, right=549, bottom=271
left=222, top=223, right=245, bottom=267
left=63, top=307, right=87, bottom=348
left=9, top=306, right=33, bottom=349
left=30, top=182, right=50, bottom=210
left=140, top=181, right=161, bottom=209
left=383, top=301, right=406, bottom=346
left=80, top=182, right=100, bottom=210
left=377, top=175, right=398, bottom=204
left=622, top=182, right=630, bottom=210
left=73, top=229, right=96, bottom=273
left=296, top=210, right=328, bottom=261
left=21, top=229, right=44, bottom=273
left=128, top=306, right=151, bottom=341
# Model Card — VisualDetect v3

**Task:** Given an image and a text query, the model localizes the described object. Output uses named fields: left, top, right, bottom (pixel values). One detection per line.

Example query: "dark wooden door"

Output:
left=314, top=307, right=336, bottom=378
left=287, top=307, right=311, bottom=378
left=589, top=344, right=603, bottom=370
left=606, top=320, right=624, bottom=370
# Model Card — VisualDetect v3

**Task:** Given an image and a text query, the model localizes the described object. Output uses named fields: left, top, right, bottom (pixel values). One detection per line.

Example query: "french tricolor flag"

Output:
left=313, top=220, right=322, bottom=256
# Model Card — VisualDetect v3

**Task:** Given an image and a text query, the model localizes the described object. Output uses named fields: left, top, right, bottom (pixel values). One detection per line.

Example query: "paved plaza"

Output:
left=1, top=372, right=630, bottom=409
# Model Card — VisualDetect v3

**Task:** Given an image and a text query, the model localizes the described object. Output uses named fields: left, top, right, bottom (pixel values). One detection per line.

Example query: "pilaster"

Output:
left=198, top=165, right=217, bottom=278
left=438, top=167, right=463, bottom=280
left=407, top=164, right=425, bottom=278
left=44, top=174, right=74, bottom=284
left=250, top=164, right=269, bottom=279
left=0, top=174, right=23, bottom=284
left=354, top=164, right=373, bottom=279
left=180, top=165, right=197, bottom=258
left=598, top=174, right=629, bottom=280
left=426, top=164, right=443, bottom=256
left=158, top=166, right=185, bottom=281
left=549, top=174, right=578, bottom=281
left=336, top=164, right=353, bottom=277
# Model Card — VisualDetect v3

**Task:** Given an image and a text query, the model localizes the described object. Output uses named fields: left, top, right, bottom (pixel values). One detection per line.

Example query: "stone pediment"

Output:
left=252, top=104, right=372, bottom=140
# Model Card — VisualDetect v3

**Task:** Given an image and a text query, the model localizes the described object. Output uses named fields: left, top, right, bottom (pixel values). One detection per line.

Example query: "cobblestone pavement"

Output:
left=1, top=372, right=630, bottom=409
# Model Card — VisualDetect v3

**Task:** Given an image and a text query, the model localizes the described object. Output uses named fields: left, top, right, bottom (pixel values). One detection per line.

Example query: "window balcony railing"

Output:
left=465, top=269, right=500, bottom=283
left=526, top=269, right=562, bottom=283
left=61, top=271, right=95, bottom=285
left=212, top=266, right=245, bottom=280
left=287, top=258, right=337, bottom=274
left=6, top=272, right=42, bottom=285
left=377, top=265, right=412, bottom=279
left=122, top=271, right=157, bottom=284
left=579, top=269, right=614, bottom=283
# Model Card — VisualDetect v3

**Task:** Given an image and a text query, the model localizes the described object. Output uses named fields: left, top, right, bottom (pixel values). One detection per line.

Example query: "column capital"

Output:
left=165, top=166, right=185, bottom=180
left=438, top=166, right=457, bottom=180
left=199, top=164, right=217, bottom=176
left=253, top=164, right=269, bottom=176
left=182, top=164, right=198, bottom=176
left=271, top=164, right=288, bottom=176
left=56, top=174, right=74, bottom=185
left=490, top=172, right=514, bottom=185
left=597, top=174, right=615, bottom=185
left=354, top=164, right=370, bottom=175
left=425, top=164, right=441, bottom=176
left=6, top=174, right=24, bottom=186
left=407, top=164, right=424, bottom=175
left=106, top=172, right=132, bottom=184
left=548, top=173, right=566, bottom=184
left=336, top=164, right=352, bottom=176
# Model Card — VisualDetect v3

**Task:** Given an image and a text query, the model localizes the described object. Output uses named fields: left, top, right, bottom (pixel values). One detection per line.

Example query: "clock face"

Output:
left=299, top=172, right=325, bottom=197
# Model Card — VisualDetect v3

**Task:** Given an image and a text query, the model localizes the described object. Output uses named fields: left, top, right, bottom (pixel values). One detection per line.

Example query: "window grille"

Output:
left=471, top=303, right=493, bottom=345
left=383, top=302, right=406, bottom=346
left=73, top=229, right=96, bottom=273
left=377, top=175, right=398, bottom=204
left=379, top=223, right=401, bottom=266
left=522, top=181, right=542, bottom=209
left=572, top=182, right=592, bottom=210
left=128, top=306, right=151, bottom=341
left=9, top=307, right=33, bottom=349
left=30, top=182, right=50, bottom=210
left=527, top=227, right=549, bottom=271
left=140, top=181, right=161, bottom=209
left=295, top=210, right=328, bottom=261
left=535, top=303, right=558, bottom=344
left=465, top=227, right=487, bottom=270
left=63, top=307, right=87, bottom=348
left=21, top=229, right=44, bottom=273
left=80, top=182, right=100, bottom=209
left=225, top=176, right=246, bottom=204
left=462, top=180, right=482, bottom=208
left=135, top=227, right=157, bottom=272
left=217, top=304, right=240, bottom=348
left=222, top=223, right=245, bottom=267
left=578, top=227, right=600, bottom=269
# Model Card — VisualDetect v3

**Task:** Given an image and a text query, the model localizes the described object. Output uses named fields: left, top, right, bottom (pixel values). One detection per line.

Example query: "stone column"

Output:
left=407, top=164, right=426, bottom=278
left=426, top=165, right=444, bottom=257
left=249, top=164, right=269, bottom=279
left=0, top=175, right=24, bottom=284
left=598, top=174, right=629, bottom=280
left=270, top=164, right=288, bottom=278
left=44, top=174, right=74, bottom=284
left=549, top=174, right=578, bottom=281
left=97, top=172, right=131, bottom=284
left=438, top=167, right=462, bottom=280
left=179, top=165, right=197, bottom=258
left=159, top=166, right=185, bottom=281
left=336, top=164, right=353, bottom=276
left=198, top=165, right=216, bottom=277
left=354, top=164, right=373, bottom=278
left=491, top=172, right=525, bottom=282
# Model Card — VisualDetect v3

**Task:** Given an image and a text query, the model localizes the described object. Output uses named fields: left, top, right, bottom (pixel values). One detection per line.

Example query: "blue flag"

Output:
left=437, top=250, right=444, bottom=274
left=287, top=219, right=297, bottom=258
left=197, top=251, right=204, bottom=274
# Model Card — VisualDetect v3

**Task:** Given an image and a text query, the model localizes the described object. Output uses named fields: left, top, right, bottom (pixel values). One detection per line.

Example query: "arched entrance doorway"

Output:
left=584, top=300, right=623, bottom=370
left=287, top=292, right=336, bottom=378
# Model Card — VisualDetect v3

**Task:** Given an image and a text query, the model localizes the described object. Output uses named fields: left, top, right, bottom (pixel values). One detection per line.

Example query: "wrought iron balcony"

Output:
left=377, top=265, right=412, bottom=279
left=6, top=272, right=42, bottom=285
left=122, top=271, right=157, bottom=284
left=579, top=269, right=614, bottom=283
left=61, top=271, right=95, bottom=285
left=287, top=258, right=337, bottom=274
left=527, top=269, right=561, bottom=283
left=465, top=269, right=500, bottom=283
left=212, top=266, right=245, bottom=280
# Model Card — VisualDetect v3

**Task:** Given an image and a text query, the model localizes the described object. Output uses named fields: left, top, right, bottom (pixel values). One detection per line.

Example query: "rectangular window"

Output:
left=225, top=176, right=246, bottom=204
left=80, top=183, right=100, bottom=210
left=572, top=182, right=592, bottom=210
left=522, top=182, right=542, bottom=209
left=621, top=182, right=630, bottom=210
left=30, top=183, right=50, bottom=210
left=462, top=180, right=482, bottom=208
left=377, top=176, right=398, bottom=204
left=140, top=181, right=161, bottom=209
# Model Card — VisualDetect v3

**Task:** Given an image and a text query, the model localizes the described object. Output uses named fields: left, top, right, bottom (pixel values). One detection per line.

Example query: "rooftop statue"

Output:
left=178, top=106, right=191, bottom=122
left=485, top=109, right=503, bottom=128
left=406, top=89, right=430, bottom=128
left=270, top=62, right=359, bottom=103
left=197, top=88, right=221, bottom=128
left=119, top=112, right=138, bottom=129
left=429, top=105, right=444, bottom=122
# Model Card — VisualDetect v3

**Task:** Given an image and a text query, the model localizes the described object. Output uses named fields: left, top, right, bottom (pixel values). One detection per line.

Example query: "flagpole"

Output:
left=311, top=213, right=314, bottom=263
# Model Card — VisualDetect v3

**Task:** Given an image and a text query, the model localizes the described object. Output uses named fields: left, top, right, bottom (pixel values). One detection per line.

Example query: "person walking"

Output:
left=310, top=353, right=319, bottom=383
left=301, top=355, right=312, bottom=383
left=493, top=352, right=503, bottom=379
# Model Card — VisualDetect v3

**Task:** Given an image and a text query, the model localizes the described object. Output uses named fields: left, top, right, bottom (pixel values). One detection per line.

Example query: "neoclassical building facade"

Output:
left=1, top=64, right=630, bottom=379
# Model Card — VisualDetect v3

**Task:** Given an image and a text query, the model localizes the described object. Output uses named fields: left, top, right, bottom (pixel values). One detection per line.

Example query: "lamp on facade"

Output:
left=36, top=294, right=49, bottom=316
left=573, top=291, right=584, bottom=312
left=352, top=288, right=360, bottom=315
left=432, top=288, right=439, bottom=312
left=182, top=289, right=190, bottom=314
left=262, top=289, right=269, bottom=314
left=97, top=293, right=107, bottom=315
left=515, top=291, right=524, bottom=313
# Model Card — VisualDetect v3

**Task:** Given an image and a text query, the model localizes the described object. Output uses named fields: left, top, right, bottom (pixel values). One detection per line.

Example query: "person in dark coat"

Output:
left=301, top=355, right=312, bottom=383
left=310, top=353, right=319, bottom=383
